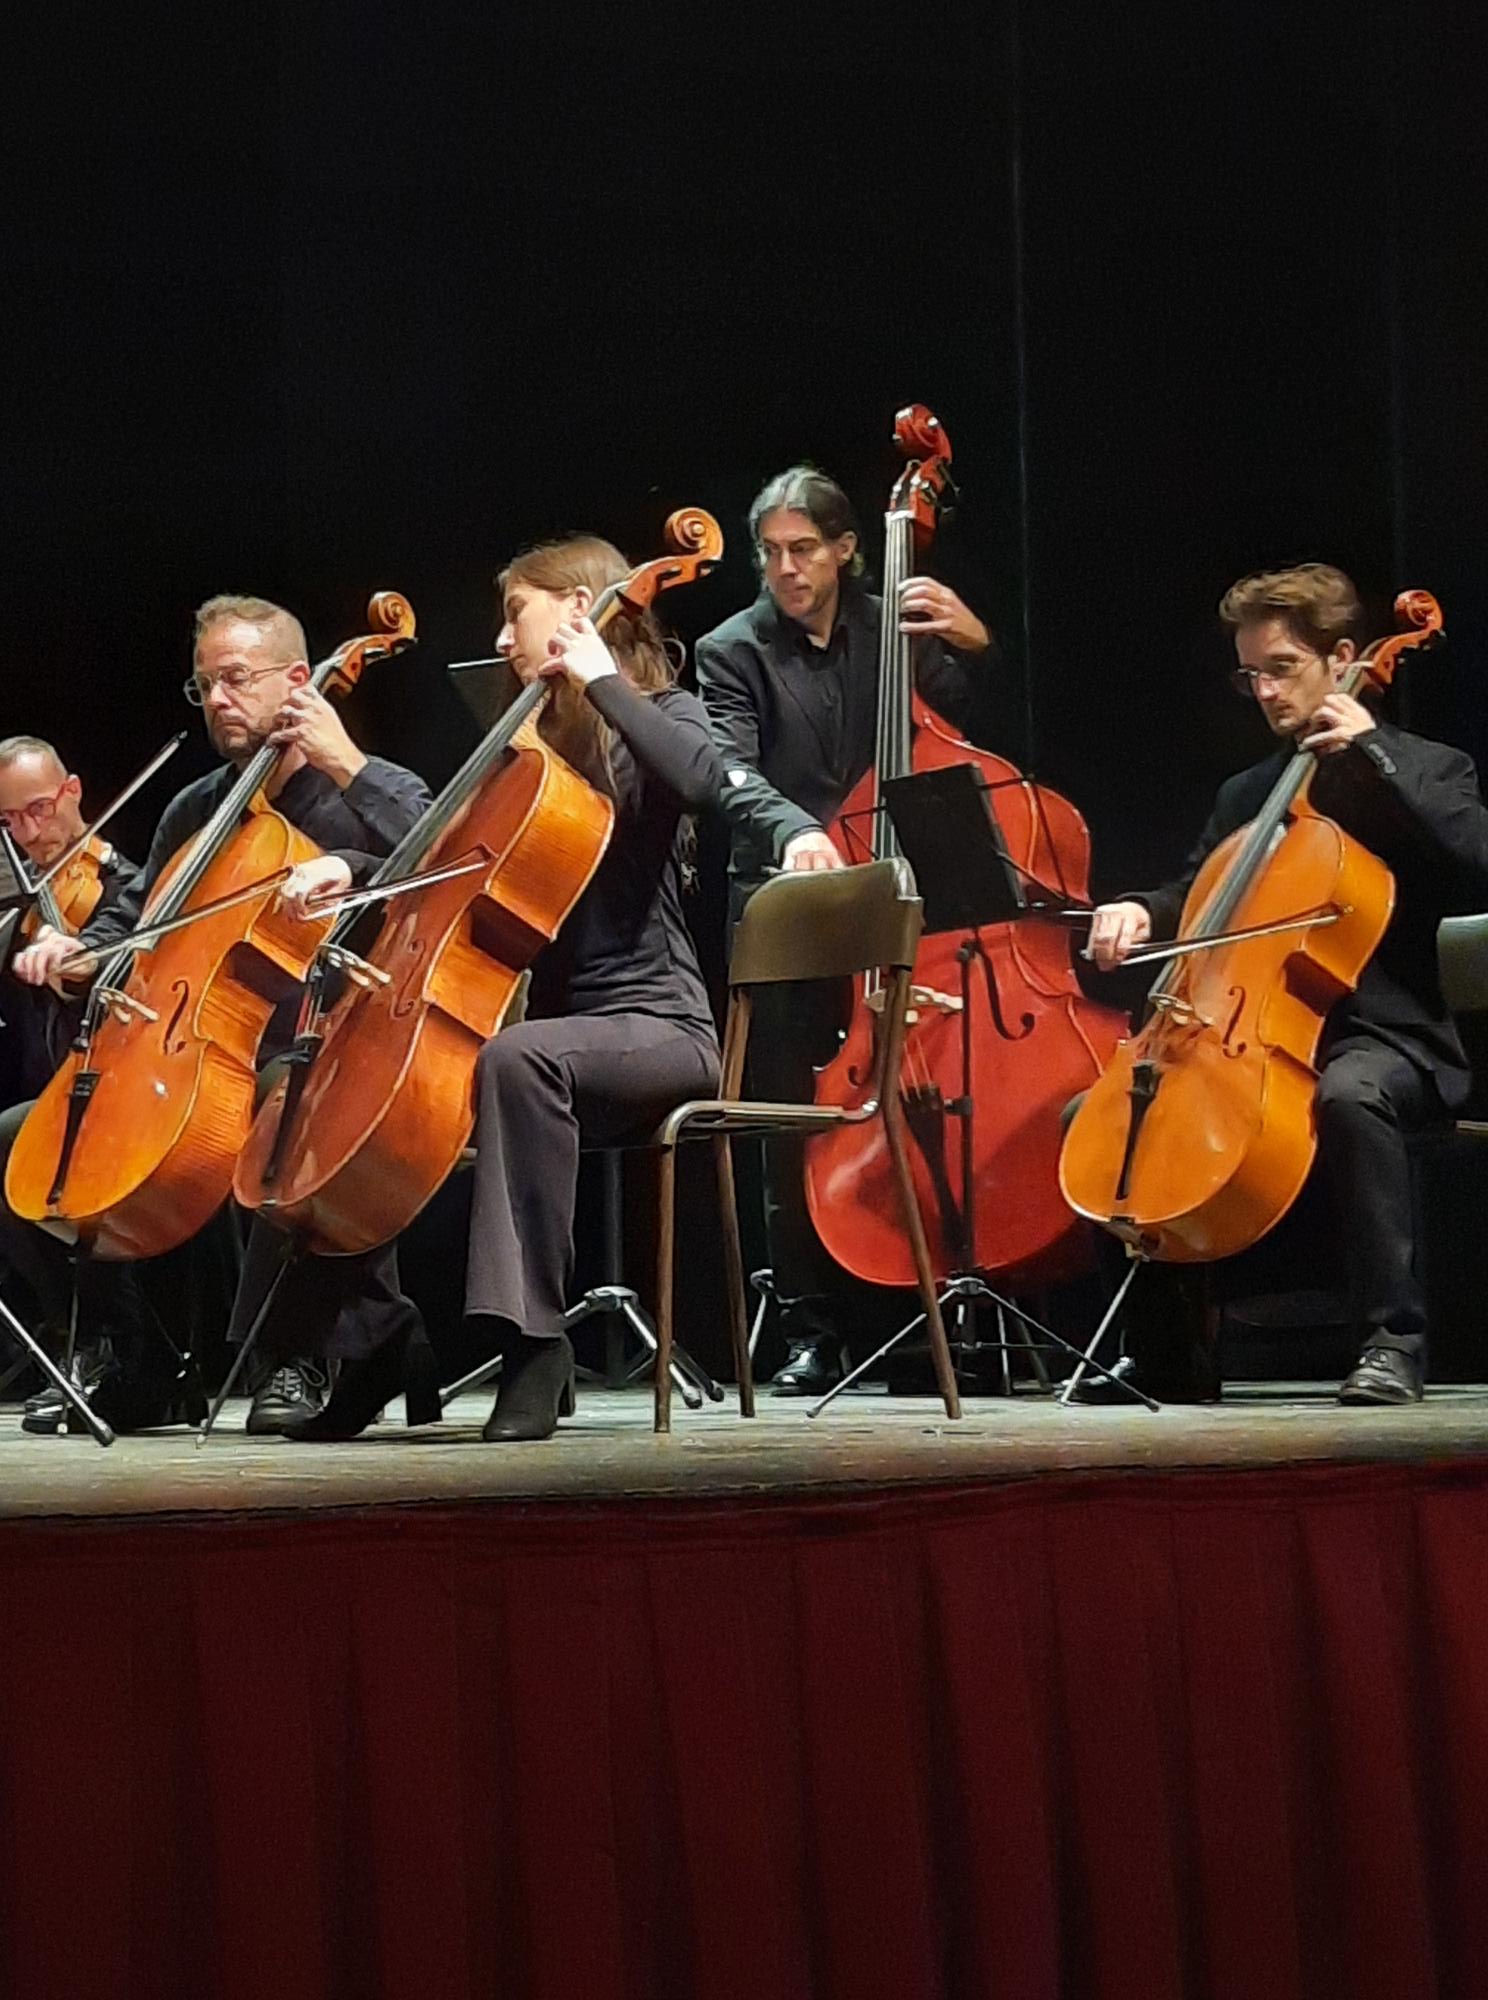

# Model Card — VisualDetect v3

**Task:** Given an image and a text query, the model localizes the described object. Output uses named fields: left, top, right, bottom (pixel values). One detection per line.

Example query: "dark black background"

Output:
left=4, top=3, right=1485, bottom=1354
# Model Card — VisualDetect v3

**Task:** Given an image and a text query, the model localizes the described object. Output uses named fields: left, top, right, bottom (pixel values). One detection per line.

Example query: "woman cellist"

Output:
left=1064, top=563, right=1488, bottom=1407
left=272, top=535, right=723, bottom=1443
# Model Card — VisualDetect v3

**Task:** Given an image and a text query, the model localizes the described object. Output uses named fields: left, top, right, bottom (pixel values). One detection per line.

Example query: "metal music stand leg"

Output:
left=0, top=1292, right=113, bottom=1445
left=806, top=1268, right=1157, bottom=1417
left=196, top=1237, right=301, bottom=1445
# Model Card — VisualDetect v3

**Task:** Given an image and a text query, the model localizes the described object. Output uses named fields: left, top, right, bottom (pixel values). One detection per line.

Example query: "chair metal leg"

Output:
left=654, top=1146, right=676, bottom=1434
left=714, top=1132, right=754, bottom=1417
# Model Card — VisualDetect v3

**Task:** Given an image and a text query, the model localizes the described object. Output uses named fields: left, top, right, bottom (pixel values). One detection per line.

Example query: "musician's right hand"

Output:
left=278, top=855, right=353, bottom=922
left=782, top=829, right=845, bottom=873
left=13, top=924, right=92, bottom=992
left=1086, top=900, right=1152, bottom=971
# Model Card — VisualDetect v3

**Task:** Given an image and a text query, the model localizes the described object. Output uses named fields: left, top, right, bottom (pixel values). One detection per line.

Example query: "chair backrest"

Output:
left=1438, top=915, right=1488, bottom=1016
left=727, top=858, right=923, bottom=987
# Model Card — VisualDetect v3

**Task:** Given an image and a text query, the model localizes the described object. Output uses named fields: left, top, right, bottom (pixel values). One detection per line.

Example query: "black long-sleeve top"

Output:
left=524, top=676, right=720, bottom=1045
left=0, top=842, right=141, bottom=1105
left=1129, top=723, right=1488, bottom=1106
left=695, top=578, right=995, bottom=901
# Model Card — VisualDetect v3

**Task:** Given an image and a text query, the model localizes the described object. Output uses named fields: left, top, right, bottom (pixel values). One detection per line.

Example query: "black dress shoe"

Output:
left=1338, top=1346, right=1423, bottom=1406
left=247, top=1358, right=333, bottom=1436
left=285, top=1333, right=440, bottom=1441
left=482, top=1334, right=575, bottom=1442
left=769, top=1335, right=845, bottom=1397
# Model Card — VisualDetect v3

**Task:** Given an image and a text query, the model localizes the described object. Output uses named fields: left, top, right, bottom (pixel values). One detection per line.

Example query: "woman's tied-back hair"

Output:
left=1218, top=563, right=1363, bottom=657
left=192, top=594, right=309, bottom=666
left=748, top=466, right=865, bottom=578
left=498, top=535, right=676, bottom=796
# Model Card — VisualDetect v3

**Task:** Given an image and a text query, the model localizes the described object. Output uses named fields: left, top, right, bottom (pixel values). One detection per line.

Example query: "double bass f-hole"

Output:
left=966, top=935, right=1035, bottom=1043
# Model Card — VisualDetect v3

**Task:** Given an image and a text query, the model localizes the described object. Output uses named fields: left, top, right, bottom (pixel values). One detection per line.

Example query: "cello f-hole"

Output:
left=162, top=980, right=192, bottom=1056
left=1221, top=985, right=1248, bottom=1057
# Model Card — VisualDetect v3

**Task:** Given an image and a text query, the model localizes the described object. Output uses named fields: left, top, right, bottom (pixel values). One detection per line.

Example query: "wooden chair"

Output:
left=649, top=857, right=962, bottom=1433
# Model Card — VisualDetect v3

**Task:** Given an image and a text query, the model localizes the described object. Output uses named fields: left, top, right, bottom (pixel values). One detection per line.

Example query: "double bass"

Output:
left=805, top=406, right=1125, bottom=1288
left=5, top=593, right=415, bottom=1260
left=1059, top=589, right=1443, bottom=1263
left=232, top=509, right=723, bottom=1254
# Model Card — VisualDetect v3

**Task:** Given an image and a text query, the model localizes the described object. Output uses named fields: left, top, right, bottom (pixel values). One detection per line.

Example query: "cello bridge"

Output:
left=320, top=944, right=392, bottom=990
left=95, top=987, right=159, bottom=1026
left=863, top=984, right=962, bottom=1023
left=1148, top=993, right=1211, bottom=1029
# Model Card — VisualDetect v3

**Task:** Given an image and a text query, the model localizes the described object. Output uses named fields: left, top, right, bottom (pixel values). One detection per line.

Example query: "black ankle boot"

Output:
left=482, top=1333, right=575, bottom=1442
left=285, top=1330, right=441, bottom=1442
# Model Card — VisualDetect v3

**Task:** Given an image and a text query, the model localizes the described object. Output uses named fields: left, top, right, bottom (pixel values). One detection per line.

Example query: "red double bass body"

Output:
left=804, top=408, right=1125, bottom=1289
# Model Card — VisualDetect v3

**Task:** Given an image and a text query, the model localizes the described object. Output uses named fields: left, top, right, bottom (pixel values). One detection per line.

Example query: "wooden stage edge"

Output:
left=1, top=1382, right=1487, bottom=1523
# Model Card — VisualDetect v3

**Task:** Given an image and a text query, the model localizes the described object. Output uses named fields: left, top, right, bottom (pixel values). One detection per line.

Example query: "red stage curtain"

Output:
left=2, top=1458, right=1488, bottom=1999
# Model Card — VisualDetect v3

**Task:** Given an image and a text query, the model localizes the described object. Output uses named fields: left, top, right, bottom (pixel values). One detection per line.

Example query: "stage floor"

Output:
left=3, top=1379, right=1488, bottom=1520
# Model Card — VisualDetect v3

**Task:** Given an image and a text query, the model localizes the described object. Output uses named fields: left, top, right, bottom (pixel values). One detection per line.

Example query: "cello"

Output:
left=804, top=405, right=1126, bottom=1289
left=5, top=593, right=415, bottom=1261
left=1059, top=589, right=1443, bottom=1263
left=232, top=509, right=723, bottom=1254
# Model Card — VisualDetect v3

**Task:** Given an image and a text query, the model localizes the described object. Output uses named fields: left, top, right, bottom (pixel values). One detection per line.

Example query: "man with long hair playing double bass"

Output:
left=695, top=465, right=999, bottom=1395
left=1081, top=563, right=1488, bottom=1406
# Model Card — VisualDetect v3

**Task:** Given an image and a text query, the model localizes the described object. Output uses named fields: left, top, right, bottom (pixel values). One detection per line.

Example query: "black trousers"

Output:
left=0, top=1098, right=75, bottom=1329
left=466, top=1013, right=718, bottom=1339
left=1114, top=1035, right=1444, bottom=1383
left=0, top=1099, right=156, bottom=1347
left=225, top=1217, right=422, bottom=1366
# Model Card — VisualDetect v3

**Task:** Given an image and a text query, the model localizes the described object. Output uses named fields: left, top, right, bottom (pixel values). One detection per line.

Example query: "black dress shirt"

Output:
left=83, top=755, right=431, bottom=1057
left=0, top=842, right=141, bottom=1105
left=1131, top=723, right=1488, bottom=1106
left=695, top=578, right=994, bottom=900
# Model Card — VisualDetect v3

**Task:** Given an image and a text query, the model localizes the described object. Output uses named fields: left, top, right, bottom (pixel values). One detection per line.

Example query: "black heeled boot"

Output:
left=482, top=1333, right=575, bottom=1442
left=285, top=1331, right=441, bottom=1442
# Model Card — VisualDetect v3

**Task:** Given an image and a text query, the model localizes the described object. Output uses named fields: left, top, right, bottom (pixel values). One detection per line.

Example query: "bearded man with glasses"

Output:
left=1080, top=563, right=1488, bottom=1407
left=7, top=594, right=430, bottom=1433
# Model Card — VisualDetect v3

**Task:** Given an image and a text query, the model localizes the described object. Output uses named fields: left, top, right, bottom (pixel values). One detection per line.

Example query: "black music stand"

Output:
left=806, top=764, right=1156, bottom=1415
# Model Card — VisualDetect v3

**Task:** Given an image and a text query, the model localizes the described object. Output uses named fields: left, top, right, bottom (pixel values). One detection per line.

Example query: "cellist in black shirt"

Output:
left=1081, top=564, right=1488, bottom=1406
left=696, top=465, right=1000, bottom=1394
left=9, top=593, right=430, bottom=1431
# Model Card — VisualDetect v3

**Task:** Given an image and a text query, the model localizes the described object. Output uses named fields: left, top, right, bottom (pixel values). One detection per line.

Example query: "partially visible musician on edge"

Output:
left=266, top=536, right=722, bottom=1444
left=0, top=738, right=142, bottom=1425
left=695, top=466, right=999, bottom=1395
left=1080, top=563, right=1488, bottom=1407
left=0, top=737, right=139, bottom=1109
left=6, top=594, right=430, bottom=1433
